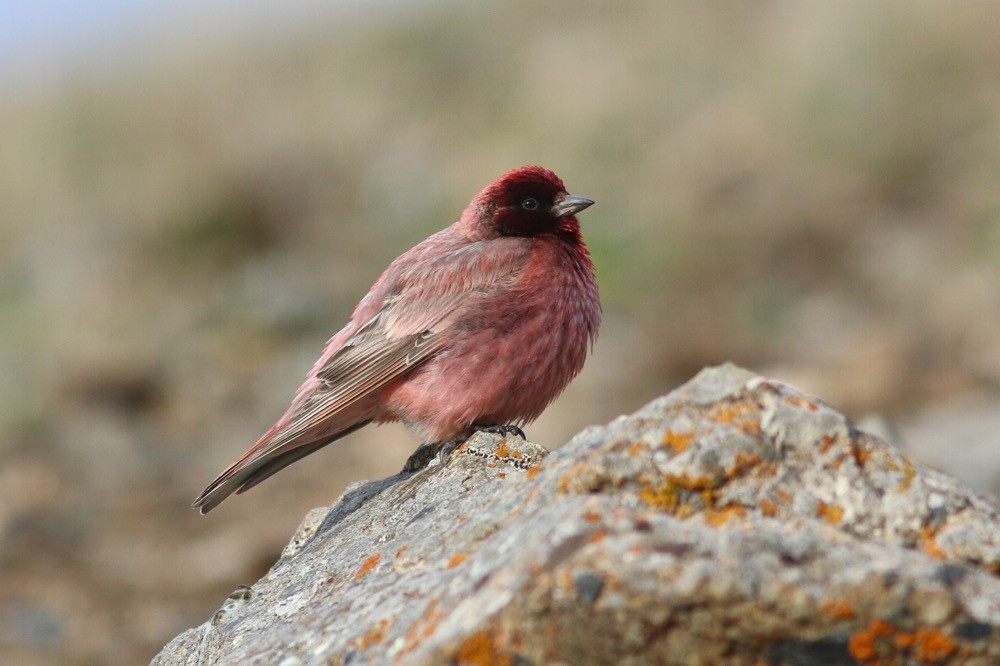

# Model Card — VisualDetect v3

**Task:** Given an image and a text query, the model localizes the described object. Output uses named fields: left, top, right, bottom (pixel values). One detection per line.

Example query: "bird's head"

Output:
left=469, top=166, right=594, bottom=238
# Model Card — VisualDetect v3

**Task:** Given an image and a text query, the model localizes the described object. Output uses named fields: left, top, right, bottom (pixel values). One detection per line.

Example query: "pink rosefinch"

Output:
left=194, top=166, right=599, bottom=513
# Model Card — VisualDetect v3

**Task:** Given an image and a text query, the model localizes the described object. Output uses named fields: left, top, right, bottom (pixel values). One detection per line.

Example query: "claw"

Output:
left=400, top=424, right=527, bottom=474
left=472, top=424, right=526, bottom=439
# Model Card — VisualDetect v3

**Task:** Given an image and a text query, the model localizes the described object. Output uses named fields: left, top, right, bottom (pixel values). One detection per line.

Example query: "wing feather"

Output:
left=239, top=327, right=444, bottom=461
left=194, top=233, right=535, bottom=512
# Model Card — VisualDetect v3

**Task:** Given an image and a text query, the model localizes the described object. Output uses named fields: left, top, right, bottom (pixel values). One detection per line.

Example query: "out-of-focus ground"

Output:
left=1, top=1, right=998, bottom=663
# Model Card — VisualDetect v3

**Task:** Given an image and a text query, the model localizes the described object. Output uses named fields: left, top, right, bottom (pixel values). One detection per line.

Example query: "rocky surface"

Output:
left=153, top=365, right=1000, bottom=665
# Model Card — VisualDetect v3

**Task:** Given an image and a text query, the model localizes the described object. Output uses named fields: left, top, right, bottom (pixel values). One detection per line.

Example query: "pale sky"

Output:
left=0, top=0, right=415, bottom=86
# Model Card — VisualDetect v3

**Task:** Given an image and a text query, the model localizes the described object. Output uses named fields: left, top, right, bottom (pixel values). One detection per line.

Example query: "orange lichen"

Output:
left=675, top=474, right=718, bottom=491
left=526, top=464, right=542, bottom=478
left=848, top=619, right=894, bottom=661
left=852, top=441, right=870, bottom=467
left=705, top=505, right=746, bottom=525
left=709, top=400, right=762, bottom=434
left=760, top=500, right=778, bottom=517
left=351, top=618, right=391, bottom=650
left=820, top=599, right=855, bottom=620
left=628, top=441, right=645, bottom=457
left=662, top=430, right=694, bottom=453
left=398, top=596, right=443, bottom=656
left=355, top=553, right=381, bottom=579
left=752, top=461, right=781, bottom=478
left=818, top=434, right=837, bottom=453
left=495, top=442, right=509, bottom=458
left=783, top=394, right=818, bottom=411
left=638, top=481, right=680, bottom=512
left=674, top=503, right=696, bottom=519
left=848, top=619, right=957, bottom=664
left=589, top=529, right=608, bottom=543
left=396, top=545, right=408, bottom=558
left=556, top=462, right=588, bottom=492
left=583, top=510, right=601, bottom=522
left=639, top=475, right=716, bottom=514
left=496, top=472, right=506, bottom=479
left=504, top=487, right=540, bottom=521
left=511, top=450, right=522, bottom=459
left=730, top=452, right=762, bottom=478
left=920, top=526, right=947, bottom=559
left=817, top=502, right=844, bottom=525
left=776, top=489, right=791, bottom=503
left=447, top=553, right=468, bottom=568
left=638, top=449, right=761, bottom=516
left=913, top=629, right=957, bottom=662
left=897, top=457, right=916, bottom=492
left=454, top=630, right=513, bottom=666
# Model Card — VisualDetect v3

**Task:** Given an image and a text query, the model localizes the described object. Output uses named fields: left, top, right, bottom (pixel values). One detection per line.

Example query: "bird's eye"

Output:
left=521, top=197, right=539, bottom=211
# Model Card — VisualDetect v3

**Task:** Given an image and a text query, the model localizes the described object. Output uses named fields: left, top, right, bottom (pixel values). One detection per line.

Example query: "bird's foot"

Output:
left=401, top=424, right=525, bottom=474
left=470, top=423, right=526, bottom=439
left=429, top=424, right=524, bottom=468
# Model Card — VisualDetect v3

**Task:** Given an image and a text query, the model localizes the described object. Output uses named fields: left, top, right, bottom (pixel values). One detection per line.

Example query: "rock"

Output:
left=152, top=364, right=1000, bottom=665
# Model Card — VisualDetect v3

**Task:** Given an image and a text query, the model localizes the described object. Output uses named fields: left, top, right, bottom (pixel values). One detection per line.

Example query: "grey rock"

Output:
left=153, top=364, right=1000, bottom=665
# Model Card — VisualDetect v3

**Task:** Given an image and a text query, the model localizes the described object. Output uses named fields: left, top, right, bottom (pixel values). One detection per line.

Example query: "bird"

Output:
left=193, top=165, right=600, bottom=513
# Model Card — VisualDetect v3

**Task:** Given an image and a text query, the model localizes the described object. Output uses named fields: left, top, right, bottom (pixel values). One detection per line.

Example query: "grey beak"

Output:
left=551, top=193, right=595, bottom=218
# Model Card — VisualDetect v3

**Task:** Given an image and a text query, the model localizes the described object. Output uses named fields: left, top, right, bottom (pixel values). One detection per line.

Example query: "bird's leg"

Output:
left=400, top=424, right=526, bottom=473
left=431, top=424, right=525, bottom=466
left=428, top=424, right=525, bottom=467
left=470, top=423, right=526, bottom=439
left=435, top=424, right=525, bottom=459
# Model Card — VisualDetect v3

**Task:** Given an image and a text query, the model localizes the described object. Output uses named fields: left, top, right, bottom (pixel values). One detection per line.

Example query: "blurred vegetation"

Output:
left=1, top=1, right=999, bottom=663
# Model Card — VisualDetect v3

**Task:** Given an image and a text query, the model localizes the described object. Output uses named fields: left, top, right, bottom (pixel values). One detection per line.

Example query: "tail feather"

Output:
left=192, top=420, right=371, bottom=514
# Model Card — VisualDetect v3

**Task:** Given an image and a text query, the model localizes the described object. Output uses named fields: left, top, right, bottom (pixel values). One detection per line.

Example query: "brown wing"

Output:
left=192, top=324, right=445, bottom=512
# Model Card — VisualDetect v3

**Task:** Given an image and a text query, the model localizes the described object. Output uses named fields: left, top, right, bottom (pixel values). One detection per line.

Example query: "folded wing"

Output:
left=193, top=235, right=532, bottom=512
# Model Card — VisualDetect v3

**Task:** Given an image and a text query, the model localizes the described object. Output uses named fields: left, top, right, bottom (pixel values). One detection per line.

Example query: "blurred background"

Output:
left=2, top=1, right=999, bottom=662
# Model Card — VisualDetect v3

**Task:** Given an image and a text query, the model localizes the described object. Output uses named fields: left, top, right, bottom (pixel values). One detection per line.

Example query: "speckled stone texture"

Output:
left=153, top=364, right=1000, bottom=665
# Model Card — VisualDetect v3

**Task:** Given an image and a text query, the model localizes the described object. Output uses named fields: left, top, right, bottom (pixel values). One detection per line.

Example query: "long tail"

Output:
left=192, top=420, right=371, bottom=514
